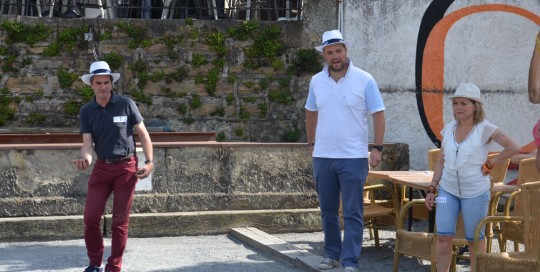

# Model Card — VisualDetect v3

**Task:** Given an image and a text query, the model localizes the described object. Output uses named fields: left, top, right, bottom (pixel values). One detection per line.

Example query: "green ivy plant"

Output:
left=78, top=85, right=94, bottom=103
left=0, top=87, right=16, bottom=126
left=282, top=128, right=301, bottom=142
left=289, top=48, right=323, bottom=75
left=216, top=131, right=226, bottom=142
left=25, top=112, right=46, bottom=126
left=190, top=94, right=202, bottom=109
left=129, top=88, right=152, bottom=105
left=64, top=101, right=80, bottom=115
left=0, top=20, right=49, bottom=45
left=116, top=22, right=150, bottom=49
left=103, top=52, right=124, bottom=70
left=58, top=67, right=79, bottom=89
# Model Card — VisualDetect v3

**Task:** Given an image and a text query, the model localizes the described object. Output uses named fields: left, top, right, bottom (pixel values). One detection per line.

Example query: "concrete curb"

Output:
left=0, top=209, right=322, bottom=242
left=231, top=227, right=341, bottom=272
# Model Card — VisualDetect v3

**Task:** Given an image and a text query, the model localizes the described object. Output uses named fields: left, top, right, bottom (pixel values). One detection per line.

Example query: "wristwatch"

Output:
left=372, top=145, right=384, bottom=152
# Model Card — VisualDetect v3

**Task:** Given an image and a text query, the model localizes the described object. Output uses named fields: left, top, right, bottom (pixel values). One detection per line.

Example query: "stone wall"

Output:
left=0, top=0, right=337, bottom=144
left=0, top=142, right=408, bottom=217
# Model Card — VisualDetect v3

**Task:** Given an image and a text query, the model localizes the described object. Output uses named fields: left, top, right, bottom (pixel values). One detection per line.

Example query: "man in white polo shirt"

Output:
left=305, top=30, right=385, bottom=272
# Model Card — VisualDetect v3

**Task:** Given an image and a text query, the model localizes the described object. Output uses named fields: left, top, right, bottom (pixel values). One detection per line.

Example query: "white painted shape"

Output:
left=135, top=147, right=152, bottom=191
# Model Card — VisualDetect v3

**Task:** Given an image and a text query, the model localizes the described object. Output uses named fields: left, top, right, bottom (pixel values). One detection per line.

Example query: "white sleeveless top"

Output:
left=439, top=120, right=497, bottom=198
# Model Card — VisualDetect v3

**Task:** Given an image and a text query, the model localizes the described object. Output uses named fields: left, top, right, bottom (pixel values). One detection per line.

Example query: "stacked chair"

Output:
left=474, top=180, right=540, bottom=271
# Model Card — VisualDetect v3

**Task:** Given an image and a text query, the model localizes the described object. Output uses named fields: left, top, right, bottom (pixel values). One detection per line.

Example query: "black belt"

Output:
left=98, top=153, right=135, bottom=164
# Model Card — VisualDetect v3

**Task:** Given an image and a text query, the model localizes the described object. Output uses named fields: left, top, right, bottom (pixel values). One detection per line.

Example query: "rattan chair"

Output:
left=497, top=158, right=540, bottom=252
left=485, top=153, right=511, bottom=252
left=393, top=199, right=468, bottom=272
left=473, top=181, right=540, bottom=272
left=362, top=183, right=399, bottom=247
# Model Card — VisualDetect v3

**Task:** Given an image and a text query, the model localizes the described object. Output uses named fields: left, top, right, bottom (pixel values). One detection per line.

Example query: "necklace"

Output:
left=453, top=122, right=478, bottom=157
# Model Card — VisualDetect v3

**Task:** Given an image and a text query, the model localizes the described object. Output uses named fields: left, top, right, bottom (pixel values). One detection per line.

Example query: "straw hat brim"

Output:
left=81, top=73, right=121, bottom=85
left=315, top=41, right=353, bottom=52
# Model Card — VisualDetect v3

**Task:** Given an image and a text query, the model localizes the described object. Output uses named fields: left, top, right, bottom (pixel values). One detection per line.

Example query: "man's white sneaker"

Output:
left=318, top=258, right=339, bottom=270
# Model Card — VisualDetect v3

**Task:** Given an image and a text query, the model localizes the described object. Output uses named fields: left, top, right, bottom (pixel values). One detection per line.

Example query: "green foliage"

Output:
left=129, top=88, right=152, bottom=105
left=130, top=60, right=147, bottom=73
left=243, top=81, right=254, bottom=89
left=190, top=29, right=200, bottom=40
left=98, top=31, right=112, bottom=41
left=207, top=32, right=227, bottom=57
left=0, top=88, right=16, bottom=126
left=282, top=128, right=301, bottom=142
left=116, top=22, right=149, bottom=49
left=0, top=21, right=49, bottom=45
left=216, top=131, right=226, bottom=142
left=271, top=59, right=284, bottom=70
left=191, top=53, right=207, bottom=68
left=227, top=74, right=237, bottom=84
left=239, top=105, right=250, bottom=120
left=190, top=94, right=202, bottom=109
left=22, top=57, right=32, bottom=66
left=289, top=48, right=323, bottom=75
left=243, top=97, right=256, bottom=103
left=257, top=103, right=268, bottom=118
left=103, top=52, right=124, bottom=70
left=43, top=42, right=61, bottom=57
left=183, top=116, right=195, bottom=124
left=57, top=26, right=88, bottom=50
left=25, top=112, right=46, bottom=126
left=64, top=101, right=80, bottom=115
left=58, top=67, right=79, bottom=89
left=149, top=71, right=166, bottom=82
left=259, top=77, right=271, bottom=90
left=245, top=25, right=286, bottom=69
left=234, top=128, right=244, bottom=137
left=269, top=90, right=293, bottom=104
left=177, top=103, right=188, bottom=115
left=205, top=67, right=219, bottom=96
left=226, top=21, right=259, bottom=40
left=0, top=47, right=7, bottom=55
left=194, top=75, right=205, bottom=84
left=170, top=67, right=189, bottom=82
left=78, top=85, right=94, bottom=102
left=2, top=55, right=17, bottom=73
left=226, top=93, right=235, bottom=105
left=136, top=71, right=150, bottom=88
left=185, top=17, right=193, bottom=26
left=160, top=34, right=183, bottom=60
left=211, top=107, right=225, bottom=117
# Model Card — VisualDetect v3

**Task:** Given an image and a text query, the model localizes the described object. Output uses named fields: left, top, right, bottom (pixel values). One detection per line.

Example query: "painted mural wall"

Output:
left=343, top=0, right=540, bottom=169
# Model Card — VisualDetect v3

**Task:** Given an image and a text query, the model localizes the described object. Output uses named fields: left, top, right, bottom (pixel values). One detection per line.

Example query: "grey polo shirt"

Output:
left=79, top=92, right=143, bottom=159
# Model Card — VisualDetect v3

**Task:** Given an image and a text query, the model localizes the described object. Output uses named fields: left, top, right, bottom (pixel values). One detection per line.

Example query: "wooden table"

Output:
left=369, top=171, right=434, bottom=231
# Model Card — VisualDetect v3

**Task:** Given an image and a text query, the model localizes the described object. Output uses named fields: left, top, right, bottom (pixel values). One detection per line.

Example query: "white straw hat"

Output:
left=314, top=30, right=353, bottom=52
left=450, top=83, right=483, bottom=104
left=81, top=61, right=120, bottom=85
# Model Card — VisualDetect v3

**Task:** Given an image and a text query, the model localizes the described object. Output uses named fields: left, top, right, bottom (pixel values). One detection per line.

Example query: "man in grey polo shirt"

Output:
left=71, top=61, right=154, bottom=272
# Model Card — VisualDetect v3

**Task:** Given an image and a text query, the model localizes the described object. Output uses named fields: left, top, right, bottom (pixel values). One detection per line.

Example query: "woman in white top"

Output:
left=425, top=83, right=520, bottom=272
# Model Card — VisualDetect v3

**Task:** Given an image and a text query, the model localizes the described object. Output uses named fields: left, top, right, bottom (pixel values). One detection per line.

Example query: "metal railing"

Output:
left=0, top=0, right=303, bottom=20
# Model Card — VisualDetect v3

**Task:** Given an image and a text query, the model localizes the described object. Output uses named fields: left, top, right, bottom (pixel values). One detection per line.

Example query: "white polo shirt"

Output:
left=305, top=60, right=385, bottom=158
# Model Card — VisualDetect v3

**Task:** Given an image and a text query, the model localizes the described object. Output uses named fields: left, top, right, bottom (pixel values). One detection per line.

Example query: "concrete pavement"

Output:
left=0, top=226, right=474, bottom=272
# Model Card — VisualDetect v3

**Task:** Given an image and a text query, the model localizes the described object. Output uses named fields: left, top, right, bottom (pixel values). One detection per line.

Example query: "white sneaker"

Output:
left=343, top=267, right=358, bottom=272
left=318, top=258, right=339, bottom=270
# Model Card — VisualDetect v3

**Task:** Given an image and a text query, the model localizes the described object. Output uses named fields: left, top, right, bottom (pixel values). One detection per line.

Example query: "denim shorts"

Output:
left=435, top=186, right=490, bottom=241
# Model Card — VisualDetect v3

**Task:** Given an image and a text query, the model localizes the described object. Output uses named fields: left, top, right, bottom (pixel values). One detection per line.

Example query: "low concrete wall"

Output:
left=0, top=142, right=408, bottom=240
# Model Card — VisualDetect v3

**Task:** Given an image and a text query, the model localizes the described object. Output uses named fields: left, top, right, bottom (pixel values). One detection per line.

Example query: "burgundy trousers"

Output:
left=84, top=157, right=138, bottom=272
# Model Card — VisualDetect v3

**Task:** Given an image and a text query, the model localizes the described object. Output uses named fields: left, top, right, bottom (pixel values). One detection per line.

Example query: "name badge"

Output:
left=113, top=116, right=127, bottom=123
left=435, top=197, right=446, bottom=204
